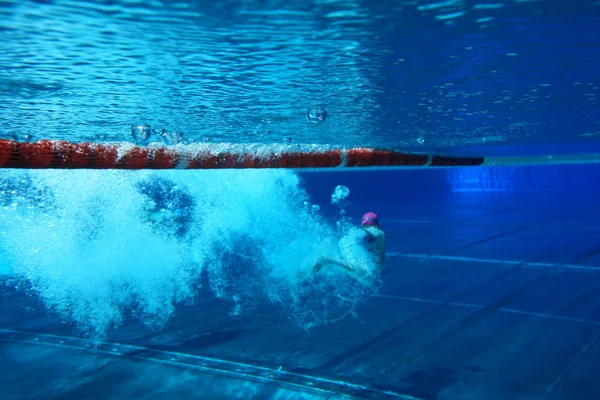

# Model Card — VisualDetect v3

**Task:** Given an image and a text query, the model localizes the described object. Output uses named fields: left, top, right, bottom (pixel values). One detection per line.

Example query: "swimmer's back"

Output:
left=364, top=226, right=386, bottom=269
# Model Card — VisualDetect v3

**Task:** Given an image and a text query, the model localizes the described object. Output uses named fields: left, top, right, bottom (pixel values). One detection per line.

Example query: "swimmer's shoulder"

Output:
left=365, top=226, right=385, bottom=240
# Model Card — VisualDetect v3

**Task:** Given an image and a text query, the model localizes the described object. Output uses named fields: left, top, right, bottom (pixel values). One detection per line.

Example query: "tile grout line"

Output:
left=375, top=294, right=600, bottom=327
left=387, top=252, right=600, bottom=272
left=0, top=329, right=417, bottom=400
left=543, top=329, right=600, bottom=397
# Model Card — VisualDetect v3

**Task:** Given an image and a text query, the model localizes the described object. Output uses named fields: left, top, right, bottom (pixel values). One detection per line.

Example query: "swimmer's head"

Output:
left=361, top=212, right=379, bottom=227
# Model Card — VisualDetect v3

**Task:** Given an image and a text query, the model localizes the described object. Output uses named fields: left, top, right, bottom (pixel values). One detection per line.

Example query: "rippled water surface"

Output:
left=0, top=0, right=598, bottom=152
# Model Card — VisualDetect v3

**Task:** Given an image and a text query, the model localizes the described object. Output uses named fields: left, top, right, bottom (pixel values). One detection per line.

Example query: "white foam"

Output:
left=0, top=169, right=376, bottom=337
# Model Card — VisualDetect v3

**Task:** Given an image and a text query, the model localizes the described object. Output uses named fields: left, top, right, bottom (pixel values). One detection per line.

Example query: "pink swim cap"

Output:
left=361, top=212, right=379, bottom=227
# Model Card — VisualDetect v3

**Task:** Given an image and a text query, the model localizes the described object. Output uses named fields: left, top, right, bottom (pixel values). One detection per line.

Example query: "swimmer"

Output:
left=312, top=212, right=386, bottom=284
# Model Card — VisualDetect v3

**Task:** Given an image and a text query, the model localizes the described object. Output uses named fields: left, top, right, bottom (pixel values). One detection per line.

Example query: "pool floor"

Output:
left=2, top=192, right=600, bottom=400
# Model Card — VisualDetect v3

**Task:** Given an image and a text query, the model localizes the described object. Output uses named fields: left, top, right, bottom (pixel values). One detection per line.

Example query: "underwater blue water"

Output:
left=2, top=165, right=600, bottom=399
left=0, top=0, right=598, bottom=152
left=2, top=1, right=600, bottom=399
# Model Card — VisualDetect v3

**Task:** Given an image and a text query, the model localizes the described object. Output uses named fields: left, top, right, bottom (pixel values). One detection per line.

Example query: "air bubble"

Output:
left=156, top=128, right=183, bottom=145
left=131, top=124, right=152, bottom=145
left=331, top=185, right=350, bottom=204
left=306, top=104, right=328, bottom=123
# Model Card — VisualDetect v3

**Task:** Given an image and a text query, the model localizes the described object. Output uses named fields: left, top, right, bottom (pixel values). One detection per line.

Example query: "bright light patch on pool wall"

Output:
left=447, top=167, right=515, bottom=192
left=447, top=165, right=600, bottom=193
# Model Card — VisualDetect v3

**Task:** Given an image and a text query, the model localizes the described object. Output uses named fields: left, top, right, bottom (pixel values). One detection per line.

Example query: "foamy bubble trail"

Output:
left=331, top=184, right=353, bottom=234
left=0, top=168, right=378, bottom=338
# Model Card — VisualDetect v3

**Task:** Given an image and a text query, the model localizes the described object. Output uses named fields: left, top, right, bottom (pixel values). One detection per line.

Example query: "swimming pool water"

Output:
left=1, top=1, right=600, bottom=399
left=0, top=0, right=598, bottom=152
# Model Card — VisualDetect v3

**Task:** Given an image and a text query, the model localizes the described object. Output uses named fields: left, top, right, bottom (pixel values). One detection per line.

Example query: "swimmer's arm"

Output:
left=323, top=257, right=356, bottom=271
left=330, top=259, right=356, bottom=272
left=313, top=257, right=356, bottom=272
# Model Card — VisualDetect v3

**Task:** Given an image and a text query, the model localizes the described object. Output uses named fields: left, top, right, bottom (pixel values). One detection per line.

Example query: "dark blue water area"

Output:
left=2, top=163, right=600, bottom=399
left=360, top=0, right=600, bottom=152
left=443, top=142, right=600, bottom=157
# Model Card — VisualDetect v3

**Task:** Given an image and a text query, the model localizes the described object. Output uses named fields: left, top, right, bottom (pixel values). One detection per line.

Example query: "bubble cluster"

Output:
left=0, top=169, right=377, bottom=338
left=331, top=185, right=350, bottom=205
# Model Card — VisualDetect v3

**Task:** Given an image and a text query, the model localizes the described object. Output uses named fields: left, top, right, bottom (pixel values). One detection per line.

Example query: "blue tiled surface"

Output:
left=2, top=166, right=600, bottom=399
